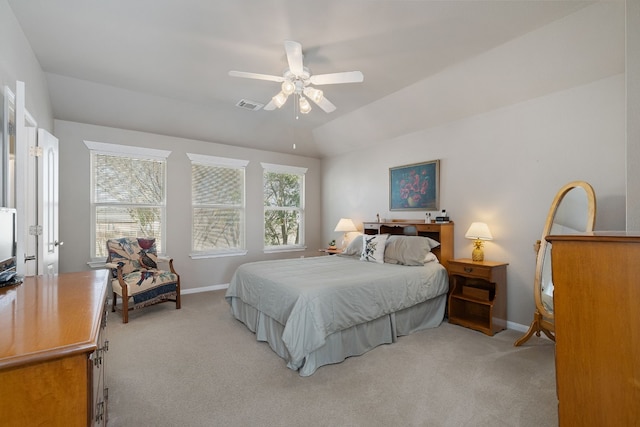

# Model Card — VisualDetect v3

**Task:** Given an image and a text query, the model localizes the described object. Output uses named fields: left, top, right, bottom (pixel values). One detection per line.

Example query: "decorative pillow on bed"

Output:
left=384, top=235, right=439, bottom=266
left=360, top=234, right=388, bottom=263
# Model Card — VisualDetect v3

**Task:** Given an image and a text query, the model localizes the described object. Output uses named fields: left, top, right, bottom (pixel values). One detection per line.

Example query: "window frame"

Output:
left=261, top=162, right=307, bottom=253
left=85, top=140, right=170, bottom=264
left=188, top=153, right=248, bottom=259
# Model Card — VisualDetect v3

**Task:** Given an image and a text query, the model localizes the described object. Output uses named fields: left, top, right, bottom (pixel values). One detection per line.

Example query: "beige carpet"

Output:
left=106, top=290, right=557, bottom=427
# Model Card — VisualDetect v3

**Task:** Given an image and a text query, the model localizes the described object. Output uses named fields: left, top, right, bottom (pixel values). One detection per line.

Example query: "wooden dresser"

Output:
left=547, top=232, right=640, bottom=426
left=0, top=270, right=110, bottom=426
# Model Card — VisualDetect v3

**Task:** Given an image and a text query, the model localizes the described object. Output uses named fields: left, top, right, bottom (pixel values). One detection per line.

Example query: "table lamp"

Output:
left=334, top=218, right=357, bottom=249
left=465, top=222, right=493, bottom=261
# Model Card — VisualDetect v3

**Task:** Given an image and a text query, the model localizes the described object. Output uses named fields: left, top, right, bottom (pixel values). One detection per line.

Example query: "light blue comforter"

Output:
left=225, top=255, right=449, bottom=366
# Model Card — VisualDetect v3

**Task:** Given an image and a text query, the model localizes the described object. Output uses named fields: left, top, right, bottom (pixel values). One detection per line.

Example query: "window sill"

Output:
left=263, top=246, right=307, bottom=254
left=189, top=250, right=248, bottom=260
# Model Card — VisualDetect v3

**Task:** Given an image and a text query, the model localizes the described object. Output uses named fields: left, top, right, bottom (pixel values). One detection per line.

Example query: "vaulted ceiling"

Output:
left=8, top=1, right=619, bottom=158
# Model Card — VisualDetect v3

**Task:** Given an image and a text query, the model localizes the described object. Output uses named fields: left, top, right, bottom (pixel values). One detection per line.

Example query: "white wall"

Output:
left=322, top=74, right=626, bottom=328
left=0, top=0, right=52, bottom=131
left=54, top=120, right=322, bottom=290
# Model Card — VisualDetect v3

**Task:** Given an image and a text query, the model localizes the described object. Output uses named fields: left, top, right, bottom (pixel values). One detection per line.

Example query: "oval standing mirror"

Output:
left=514, top=181, right=596, bottom=346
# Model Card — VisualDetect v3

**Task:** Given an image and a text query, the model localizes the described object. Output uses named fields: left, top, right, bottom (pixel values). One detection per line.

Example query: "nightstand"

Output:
left=318, top=248, right=342, bottom=255
left=447, top=258, right=508, bottom=336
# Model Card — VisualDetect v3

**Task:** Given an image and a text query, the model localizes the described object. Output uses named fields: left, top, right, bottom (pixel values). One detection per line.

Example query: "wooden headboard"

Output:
left=362, top=221, right=454, bottom=270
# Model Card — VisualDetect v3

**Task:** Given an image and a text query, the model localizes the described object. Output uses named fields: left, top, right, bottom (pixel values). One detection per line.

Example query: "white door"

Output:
left=24, top=127, right=38, bottom=276
left=14, top=81, right=59, bottom=276
left=38, top=129, right=59, bottom=275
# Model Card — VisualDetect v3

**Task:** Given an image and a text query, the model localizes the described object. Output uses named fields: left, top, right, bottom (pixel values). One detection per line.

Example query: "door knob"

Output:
left=54, top=241, right=64, bottom=247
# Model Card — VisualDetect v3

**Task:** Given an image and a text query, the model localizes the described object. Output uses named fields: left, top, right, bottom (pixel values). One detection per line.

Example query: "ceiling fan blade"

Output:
left=310, top=71, right=364, bottom=85
left=284, top=40, right=304, bottom=76
left=228, top=70, right=284, bottom=83
left=314, top=96, right=336, bottom=113
left=263, top=99, right=277, bottom=111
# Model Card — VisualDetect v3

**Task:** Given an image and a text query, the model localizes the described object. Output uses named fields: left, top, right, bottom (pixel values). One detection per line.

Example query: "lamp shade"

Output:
left=299, top=96, right=312, bottom=114
left=281, top=80, right=295, bottom=95
left=465, top=222, right=493, bottom=240
left=334, top=218, right=357, bottom=232
left=272, top=91, right=288, bottom=108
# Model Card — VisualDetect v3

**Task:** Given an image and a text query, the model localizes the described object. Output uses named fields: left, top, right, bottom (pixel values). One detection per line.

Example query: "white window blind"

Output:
left=189, top=154, right=247, bottom=257
left=86, top=141, right=168, bottom=259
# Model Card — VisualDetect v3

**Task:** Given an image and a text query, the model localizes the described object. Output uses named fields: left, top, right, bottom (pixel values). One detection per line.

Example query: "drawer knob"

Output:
left=464, top=267, right=473, bottom=273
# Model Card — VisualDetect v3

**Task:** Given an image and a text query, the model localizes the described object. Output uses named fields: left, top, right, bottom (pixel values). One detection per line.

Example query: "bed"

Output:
left=225, top=223, right=453, bottom=376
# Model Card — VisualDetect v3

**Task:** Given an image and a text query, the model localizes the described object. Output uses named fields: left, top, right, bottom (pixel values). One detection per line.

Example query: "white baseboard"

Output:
left=181, top=284, right=229, bottom=295
left=507, top=320, right=529, bottom=333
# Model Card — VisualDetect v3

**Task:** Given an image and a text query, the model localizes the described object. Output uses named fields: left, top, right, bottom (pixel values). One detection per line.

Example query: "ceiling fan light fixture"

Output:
left=281, top=80, right=295, bottom=95
left=229, top=40, right=363, bottom=115
left=272, top=91, right=288, bottom=108
left=303, top=87, right=324, bottom=103
left=299, top=96, right=312, bottom=114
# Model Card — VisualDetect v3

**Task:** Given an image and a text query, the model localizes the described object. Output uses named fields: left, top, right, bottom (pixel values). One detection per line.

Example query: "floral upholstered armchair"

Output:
left=106, top=237, right=181, bottom=323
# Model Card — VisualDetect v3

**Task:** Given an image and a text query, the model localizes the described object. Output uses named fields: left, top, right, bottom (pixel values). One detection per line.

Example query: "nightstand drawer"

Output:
left=448, top=261, right=492, bottom=280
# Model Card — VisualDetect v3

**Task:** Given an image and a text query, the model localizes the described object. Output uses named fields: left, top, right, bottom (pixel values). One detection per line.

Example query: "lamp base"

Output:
left=471, top=240, right=484, bottom=262
left=341, top=233, right=349, bottom=250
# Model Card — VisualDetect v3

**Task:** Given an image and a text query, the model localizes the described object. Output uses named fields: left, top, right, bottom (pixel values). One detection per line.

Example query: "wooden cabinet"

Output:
left=447, top=258, right=508, bottom=336
left=547, top=232, right=640, bottom=426
left=362, top=221, right=454, bottom=268
left=0, top=270, right=110, bottom=426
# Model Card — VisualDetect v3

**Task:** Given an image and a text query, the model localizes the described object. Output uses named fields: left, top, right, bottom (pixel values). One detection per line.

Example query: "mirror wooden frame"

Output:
left=514, top=181, right=596, bottom=346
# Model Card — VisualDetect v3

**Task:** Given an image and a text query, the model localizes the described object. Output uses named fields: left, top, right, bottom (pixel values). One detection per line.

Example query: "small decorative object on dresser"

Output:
left=448, top=258, right=508, bottom=335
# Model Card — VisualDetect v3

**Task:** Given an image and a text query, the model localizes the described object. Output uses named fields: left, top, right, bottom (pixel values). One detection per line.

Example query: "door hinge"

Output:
left=29, top=146, right=43, bottom=157
left=29, top=225, right=43, bottom=236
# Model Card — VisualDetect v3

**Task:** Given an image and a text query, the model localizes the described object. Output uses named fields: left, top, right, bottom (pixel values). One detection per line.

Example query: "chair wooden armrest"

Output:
left=156, top=256, right=177, bottom=274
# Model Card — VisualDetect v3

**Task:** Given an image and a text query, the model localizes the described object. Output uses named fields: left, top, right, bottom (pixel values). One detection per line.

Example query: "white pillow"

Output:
left=424, top=252, right=438, bottom=263
left=384, top=235, right=433, bottom=266
left=341, top=235, right=364, bottom=257
left=360, top=234, right=388, bottom=264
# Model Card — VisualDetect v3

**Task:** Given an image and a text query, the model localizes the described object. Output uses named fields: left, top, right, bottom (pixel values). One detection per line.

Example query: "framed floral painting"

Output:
left=389, top=160, right=439, bottom=211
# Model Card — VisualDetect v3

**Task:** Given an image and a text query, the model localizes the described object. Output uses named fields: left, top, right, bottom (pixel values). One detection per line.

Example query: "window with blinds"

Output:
left=188, top=154, right=248, bottom=257
left=85, top=141, right=169, bottom=259
left=262, top=162, right=307, bottom=251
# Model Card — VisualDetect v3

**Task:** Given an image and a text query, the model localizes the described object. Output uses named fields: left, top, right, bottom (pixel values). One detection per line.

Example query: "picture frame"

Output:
left=389, top=160, right=439, bottom=211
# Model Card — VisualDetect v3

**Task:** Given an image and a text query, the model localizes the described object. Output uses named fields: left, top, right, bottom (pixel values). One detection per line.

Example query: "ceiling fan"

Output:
left=229, top=40, right=364, bottom=114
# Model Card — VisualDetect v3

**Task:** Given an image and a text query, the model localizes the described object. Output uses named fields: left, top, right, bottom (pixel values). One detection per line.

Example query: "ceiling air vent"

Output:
left=235, top=99, right=263, bottom=111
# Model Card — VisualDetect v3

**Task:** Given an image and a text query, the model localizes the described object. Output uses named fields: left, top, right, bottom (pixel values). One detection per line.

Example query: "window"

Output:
left=85, top=141, right=169, bottom=260
left=262, top=163, right=307, bottom=251
left=188, top=154, right=248, bottom=258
